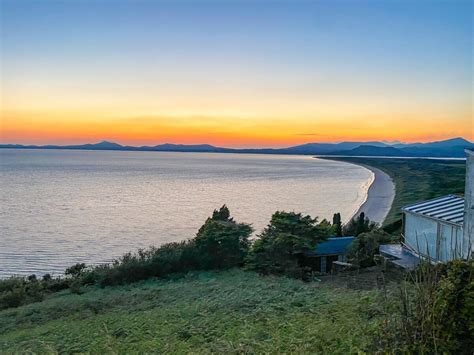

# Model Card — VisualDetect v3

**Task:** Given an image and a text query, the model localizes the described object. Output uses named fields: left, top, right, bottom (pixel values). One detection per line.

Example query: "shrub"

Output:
left=194, top=205, right=252, bottom=269
left=377, top=260, right=474, bottom=354
left=343, top=212, right=377, bottom=236
left=332, top=213, right=343, bottom=237
left=69, top=280, right=85, bottom=295
left=247, top=211, right=331, bottom=278
left=0, top=276, right=47, bottom=310
left=81, top=206, right=252, bottom=287
left=65, top=263, right=87, bottom=278
left=0, top=286, right=26, bottom=309
left=347, top=230, right=393, bottom=268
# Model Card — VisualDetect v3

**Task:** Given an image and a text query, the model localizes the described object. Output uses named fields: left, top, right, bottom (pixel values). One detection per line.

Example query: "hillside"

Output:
left=329, top=145, right=404, bottom=157
left=0, top=269, right=389, bottom=353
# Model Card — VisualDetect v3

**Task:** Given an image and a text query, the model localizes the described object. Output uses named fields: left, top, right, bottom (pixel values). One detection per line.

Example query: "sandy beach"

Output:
left=352, top=163, right=395, bottom=225
left=318, top=157, right=396, bottom=225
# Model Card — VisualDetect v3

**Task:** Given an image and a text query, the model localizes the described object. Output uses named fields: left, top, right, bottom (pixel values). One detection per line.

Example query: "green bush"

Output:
left=377, top=260, right=474, bottom=354
left=343, top=212, right=377, bottom=236
left=0, top=284, right=26, bottom=309
left=81, top=206, right=252, bottom=287
left=247, top=211, right=331, bottom=278
left=65, top=263, right=87, bottom=278
left=0, top=276, right=48, bottom=310
left=195, top=205, right=252, bottom=269
left=347, top=230, right=393, bottom=267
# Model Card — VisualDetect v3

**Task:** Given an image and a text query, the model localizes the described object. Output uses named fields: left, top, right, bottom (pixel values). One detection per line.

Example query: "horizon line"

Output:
left=0, top=136, right=471, bottom=150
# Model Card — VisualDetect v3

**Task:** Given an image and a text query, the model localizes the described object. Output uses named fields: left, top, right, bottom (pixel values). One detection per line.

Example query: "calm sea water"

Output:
left=0, top=149, right=372, bottom=277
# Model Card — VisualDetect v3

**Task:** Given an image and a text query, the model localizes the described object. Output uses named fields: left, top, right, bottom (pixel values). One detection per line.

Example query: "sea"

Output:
left=0, top=149, right=373, bottom=277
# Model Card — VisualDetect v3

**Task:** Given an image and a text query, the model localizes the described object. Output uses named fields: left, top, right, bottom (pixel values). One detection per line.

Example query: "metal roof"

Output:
left=402, top=195, right=464, bottom=226
left=312, top=237, right=355, bottom=256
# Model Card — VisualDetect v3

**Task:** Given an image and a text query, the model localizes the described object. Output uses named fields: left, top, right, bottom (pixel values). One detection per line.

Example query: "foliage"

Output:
left=65, top=263, right=87, bottom=278
left=210, top=204, right=232, bottom=221
left=377, top=260, right=474, bottom=354
left=84, top=241, right=195, bottom=286
left=194, top=205, right=252, bottom=269
left=247, top=211, right=331, bottom=278
left=0, top=269, right=384, bottom=353
left=347, top=230, right=393, bottom=268
left=343, top=212, right=377, bottom=236
left=0, top=275, right=69, bottom=310
left=332, top=212, right=343, bottom=237
left=81, top=205, right=252, bottom=287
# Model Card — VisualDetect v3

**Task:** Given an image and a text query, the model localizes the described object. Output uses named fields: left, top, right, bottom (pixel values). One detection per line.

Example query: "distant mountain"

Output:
left=327, top=139, right=473, bottom=158
left=327, top=145, right=407, bottom=157
left=67, top=141, right=124, bottom=150
left=0, top=141, right=125, bottom=151
left=146, top=143, right=226, bottom=152
left=425, top=137, right=472, bottom=148
left=1, top=138, right=472, bottom=158
left=277, top=141, right=389, bottom=154
left=392, top=137, right=472, bottom=149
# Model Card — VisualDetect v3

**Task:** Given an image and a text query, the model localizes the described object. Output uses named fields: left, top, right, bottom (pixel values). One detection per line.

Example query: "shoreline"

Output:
left=353, top=163, right=395, bottom=225
left=321, top=158, right=396, bottom=226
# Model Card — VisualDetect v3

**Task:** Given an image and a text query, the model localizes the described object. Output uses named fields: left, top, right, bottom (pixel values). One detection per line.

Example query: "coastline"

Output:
left=322, top=158, right=396, bottom=226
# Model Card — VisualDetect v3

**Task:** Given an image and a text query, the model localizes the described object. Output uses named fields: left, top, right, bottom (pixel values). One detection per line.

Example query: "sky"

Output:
left=1, top=0, right=472, bottom=147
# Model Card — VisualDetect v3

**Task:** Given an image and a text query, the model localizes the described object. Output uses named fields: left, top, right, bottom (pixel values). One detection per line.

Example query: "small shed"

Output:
left=306, top=237, right=355, bottom=273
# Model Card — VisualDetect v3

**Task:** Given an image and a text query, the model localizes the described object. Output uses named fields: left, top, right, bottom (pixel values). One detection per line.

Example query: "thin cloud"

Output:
left=295, top=133, right=324, bottom=136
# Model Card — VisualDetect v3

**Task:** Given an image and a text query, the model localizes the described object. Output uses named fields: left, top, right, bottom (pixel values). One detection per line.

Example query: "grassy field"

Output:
left=327, top=157, right=466, bottom=230
left=0, top=269, right=392, bottom=353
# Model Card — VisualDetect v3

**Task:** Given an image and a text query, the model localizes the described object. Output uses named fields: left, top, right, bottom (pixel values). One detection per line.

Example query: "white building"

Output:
left=402, top=195, right=466, bottom=261
left=464, top=150, right=473, bottom=252
left=400, top=149, right=473, bottom=262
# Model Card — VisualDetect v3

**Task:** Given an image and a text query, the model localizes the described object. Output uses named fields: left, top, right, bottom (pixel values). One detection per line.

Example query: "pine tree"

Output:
left=332, top=212, right=343, bottom=237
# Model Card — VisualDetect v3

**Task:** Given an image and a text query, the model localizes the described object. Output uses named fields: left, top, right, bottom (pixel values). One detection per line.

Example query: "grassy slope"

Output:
left=0, top=269, right=384, bottom=353
left=327, top=158, right=466, bottom=227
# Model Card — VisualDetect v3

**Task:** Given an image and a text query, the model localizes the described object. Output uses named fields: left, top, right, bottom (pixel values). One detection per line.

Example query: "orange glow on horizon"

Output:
left=1, top=109, right=472, bottom=148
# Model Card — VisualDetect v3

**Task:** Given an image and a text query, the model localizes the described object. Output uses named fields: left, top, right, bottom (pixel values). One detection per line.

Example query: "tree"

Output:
left=247, top=211, right=332, bottom=277
left=65, top=263, right=87, bottom=278
left=194, top=205, right=252, bottom=269
left=343, top=212, right=377, bottom=236
left=332, top=213, right=343, bottom=237
left=211, top=204, right=232, bottom=221
left=347, top=230, right=392, bottom=267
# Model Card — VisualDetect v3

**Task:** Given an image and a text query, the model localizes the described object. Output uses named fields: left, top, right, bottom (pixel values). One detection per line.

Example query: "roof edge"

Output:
left=326, top=236, right=355, bottom=240
left=401, top=194, right=463, bottom=211
left=403, top=209, right=463, bottom=227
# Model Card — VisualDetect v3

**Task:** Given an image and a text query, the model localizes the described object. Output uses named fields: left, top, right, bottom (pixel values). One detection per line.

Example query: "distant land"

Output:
left=1, top=137, right=473, bottom=158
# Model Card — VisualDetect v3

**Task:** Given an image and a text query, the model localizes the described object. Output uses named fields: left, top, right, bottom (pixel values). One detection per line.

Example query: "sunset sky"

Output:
left=1, top=0, right=472, bottom=147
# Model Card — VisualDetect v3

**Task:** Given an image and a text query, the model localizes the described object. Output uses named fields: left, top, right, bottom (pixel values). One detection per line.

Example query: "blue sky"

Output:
left=1, top=0, right=472, bottom=146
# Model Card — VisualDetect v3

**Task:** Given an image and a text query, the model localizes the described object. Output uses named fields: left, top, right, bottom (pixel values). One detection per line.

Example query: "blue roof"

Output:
left=312, top=237, right=355, bottom=256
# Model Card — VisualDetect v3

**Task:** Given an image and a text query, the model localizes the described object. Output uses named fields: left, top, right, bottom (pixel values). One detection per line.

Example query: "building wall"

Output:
left=405, top=213, right=464, bottom=262
left=439, top=223, right=465, bottom=261
left=404, top=213, right=439, bottom=258
left=464, top=150, right=473, bottom=257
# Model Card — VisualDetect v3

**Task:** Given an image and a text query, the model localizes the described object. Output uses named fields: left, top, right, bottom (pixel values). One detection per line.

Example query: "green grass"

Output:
left=0, top=269, right=387, bottom=353
left=327, top=157, right=466, bottom=229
